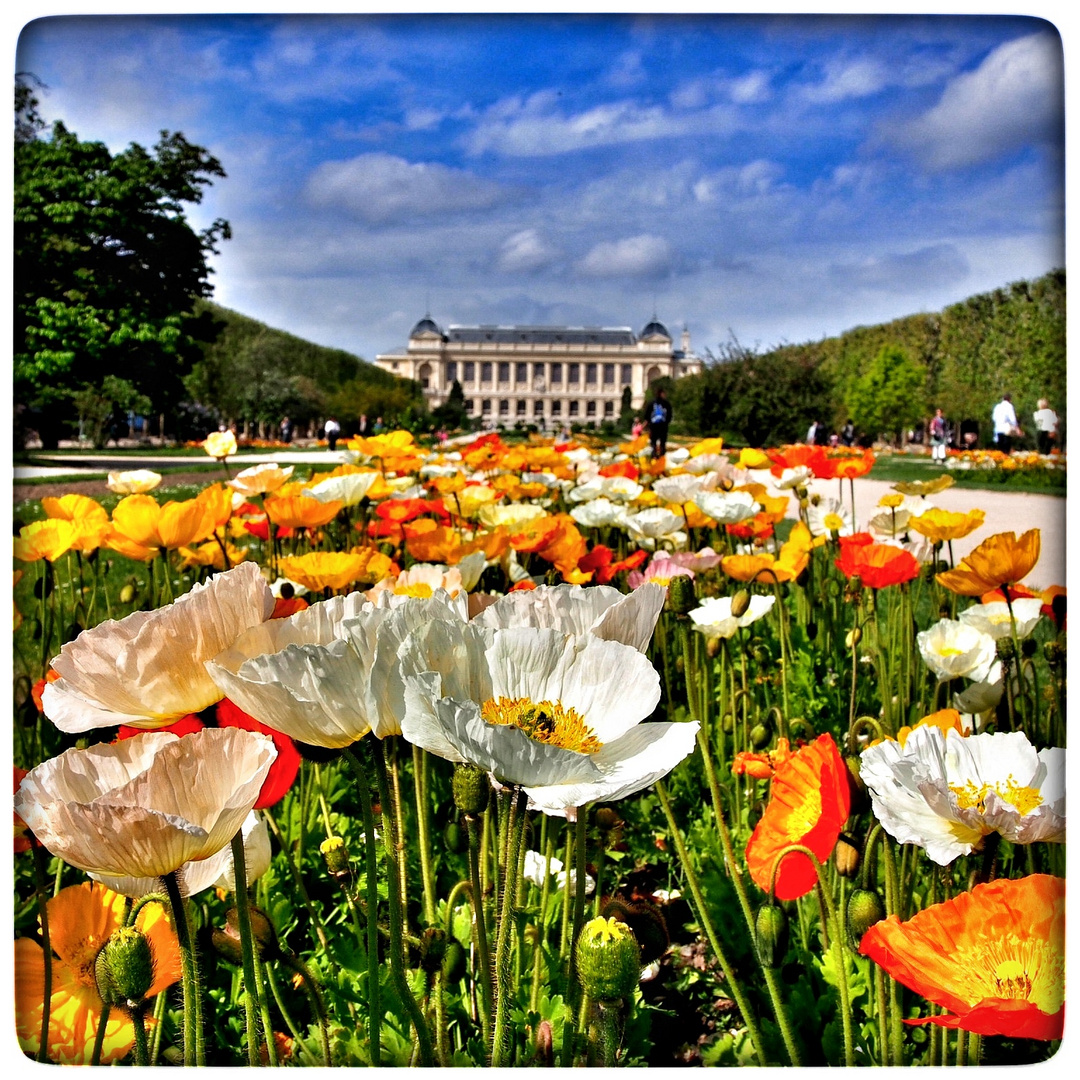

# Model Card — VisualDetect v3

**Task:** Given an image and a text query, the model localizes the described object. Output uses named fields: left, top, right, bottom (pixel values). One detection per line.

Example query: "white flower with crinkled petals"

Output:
left=774, top=466, right=813, bottom=490
left=653, top=475, right=704, bottom=506
left=397, top=622, right=697, bottom=817
left=478, top=502, right=546, bottom=530
left=806, top=497, right=853, bottom=538
left=692, top=490, right=759, bottom=525
left=522, top=850, right=595, bottom=895
left=301, top=470, right=379, bottom=505
left=917, top=619, right=997, bottom=683
left=601, top=476, right=644, bottom=502
left=959, top=598, right=1044, bottom=640
left=858, top=726, right=1064, bottom=865
left=621, top=507, right=686, bottom=548
left=688, top=595, right=775, bottom=639
left=569, top=497, right=623, bottom=528
left=41, top=562, right=275, bottom=733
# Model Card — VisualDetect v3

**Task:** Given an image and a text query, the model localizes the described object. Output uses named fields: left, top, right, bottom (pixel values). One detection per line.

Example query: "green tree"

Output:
left=72, top=375, right=153, bottom=449
left=15, top=76, right=229, bottom=447
left=432, top=379, right=469, bottom=431
left=846, top=344, right=927, bottom=443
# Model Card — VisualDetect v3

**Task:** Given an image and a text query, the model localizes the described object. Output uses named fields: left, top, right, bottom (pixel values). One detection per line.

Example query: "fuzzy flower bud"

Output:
left=834, top=834, right=860, bottom=878
left=576, top=916, right=642, bottom=1002
left=95, top=926, right=155, bottom=1007
left=320, top=835, right=351, bottom=879
left=730, top=589, right=751, bottom=619
left=452, top=763, right=489, bottom=815
left=754, top=904, right=788, bottom=968
left=847, top=888, right=886, bottom=947
left=666, top=575, right=697, bottom=615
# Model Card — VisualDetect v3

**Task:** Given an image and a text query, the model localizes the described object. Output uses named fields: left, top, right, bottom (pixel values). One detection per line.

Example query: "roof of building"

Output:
left=639, top=319, right=671, bottom=340
left=442, top=324, right=638, bottom=346
left=409, top=316, right=443, bottom=337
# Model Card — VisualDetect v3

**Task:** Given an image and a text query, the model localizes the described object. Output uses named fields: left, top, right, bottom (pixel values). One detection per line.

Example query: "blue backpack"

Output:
left=651, top=402, right=666, bottom=424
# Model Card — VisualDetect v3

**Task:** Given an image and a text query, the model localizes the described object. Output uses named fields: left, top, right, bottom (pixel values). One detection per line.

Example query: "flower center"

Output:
left=938, top=647, right=966, bottom=657
left=993, top=958, right=1033, bottom=999
left=823, top=513, right=845, bottom=531
left=480, top=696, right=603, bottom=754
left=69, top=935, right=104, bottom=989
left=949, top=776, right=1043, bottom=815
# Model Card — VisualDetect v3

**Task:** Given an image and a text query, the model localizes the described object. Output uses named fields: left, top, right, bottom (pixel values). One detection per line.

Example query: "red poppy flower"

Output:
left=767, top=444, right=828, bottom=478
left=509, top=580, right=538, bottom=592
left=272, top=595, right=310, bottom=619
left=745, top=733, right=851, bottom=900
left=117, top=714, right=206, bottom=741
left=31, top=670, right=61, bottom=713
left=859, top=874, right=1064, bottom=1040
left=243, top=517, right=294, bottom=542
left=829, top=449, right=876, bottom=479
left=216, top=698, right=301, bottom=809
left=598, top=459, right=640, bottom=480
left=835, top=541, right=920, bottom=589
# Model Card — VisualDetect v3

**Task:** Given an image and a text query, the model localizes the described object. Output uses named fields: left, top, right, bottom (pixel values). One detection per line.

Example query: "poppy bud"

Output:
left=750, top=723, right=770, bottom=749
left=996, top=637, right=1016, bottom=663
left=320, top=835, right=351, bottom=879
left=721, top=713, right=735, bottom=734
left=452, top=763, right=489, bottom=815
left=442, top=939, right=467, bottom=982
left=730, top=589, right=751, bottom=618
left=706, top=635, right=721, bottom=658
left=846, top=888, right=886, bottom=947
left=443, top=820, right=466, bottom=853
left=834, top=834, right=860, bottom=878
left=534, top=1019, right=554, bottom=1066
left=225, top=904, right=279, bottom=959
left=754, top=904, right=788, bottom=967
left=846, top=626, right=862, bottom=648
left=1044, top=641, right=1064, bottom=668
left=279, top=581, right=295, bottom=600
left=666, top=575, right=697, bottom=614
left=420, top=926, right=448, bottom=973
left=675, top=655, right=685, bottom=674
left=95, top=926, right=155, bottom=1007
left=752, top=643, right=771, bottom=665
left=119, top=583, right=136, bottom=604
left=595, top=807, right=622, bottom=834
left=576, top=916, right=641, bottom=1003
left=810, top=493, right=822, bottom=507
left=844, top=754, right=869, bottom=812
left=1021, top=637, right=1037, bottom=658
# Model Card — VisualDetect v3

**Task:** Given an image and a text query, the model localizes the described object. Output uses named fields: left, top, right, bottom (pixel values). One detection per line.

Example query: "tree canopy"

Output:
left=15, top=76, right=230, bottom=447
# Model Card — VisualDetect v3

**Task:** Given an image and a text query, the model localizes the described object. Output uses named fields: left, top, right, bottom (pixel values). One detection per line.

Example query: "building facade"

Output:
left=373, top=317, right=702, bottom=427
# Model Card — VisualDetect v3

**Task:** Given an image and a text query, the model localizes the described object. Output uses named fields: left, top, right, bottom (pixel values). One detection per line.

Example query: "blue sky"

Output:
left=14, top=10, right=1066, bottom=365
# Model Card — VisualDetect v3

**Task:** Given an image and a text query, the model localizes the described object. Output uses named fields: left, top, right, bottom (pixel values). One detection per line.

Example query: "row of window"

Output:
left=467, top=399, right=617, bottom=418
left=444, top=361, right=634, bottom=386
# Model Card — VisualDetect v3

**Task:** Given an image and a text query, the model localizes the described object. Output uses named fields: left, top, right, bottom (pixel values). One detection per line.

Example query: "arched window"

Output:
left=418, top=362, right=432, bottom=390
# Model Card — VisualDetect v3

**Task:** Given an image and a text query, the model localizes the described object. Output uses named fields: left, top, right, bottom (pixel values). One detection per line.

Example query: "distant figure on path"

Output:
left=840, top=419, right=855, bottom=447
left=279, top=415, right=293, bottom=444
left=648, top=389, right=672, bottom=458
left=929, top=408, right=949, bottom=462
left=1033, top=398, right=1059, bottom=455
left=992, top=394, right=1020, bottom=455
left=358, top=413, right=370, bottom=437
left=324, top=416, right=341, bottom=452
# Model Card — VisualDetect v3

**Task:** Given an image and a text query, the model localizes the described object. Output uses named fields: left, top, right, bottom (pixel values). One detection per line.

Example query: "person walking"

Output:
left=279, top=415, right=293, bottom=444
left=647, top=388, right=672, bottom=458
left=324, top=416, right=341, bottom=452
left=991, top=394, right=1020, bottom=455
left=1033, top=398, right=1059, bottom=455
left=929, top=408, right=949, bottom=462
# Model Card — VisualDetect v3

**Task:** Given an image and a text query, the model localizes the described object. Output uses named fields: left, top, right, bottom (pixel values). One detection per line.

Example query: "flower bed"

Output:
left=13, top=434, right=1066, bottom=1067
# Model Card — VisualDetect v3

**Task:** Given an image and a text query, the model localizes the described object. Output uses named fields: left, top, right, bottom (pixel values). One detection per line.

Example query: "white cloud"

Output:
left=828, top=243, right=970, bottom=292
left=728, top=70, right=771, bottom=104
left=498, top=229, right=561, bottom=274
left=802, top=58, right=888, bottom=104
left=606, top=50, right=647, bottom=89
left=889, top=32, right=1063, bottom=171
left=693, top=160, right=785, bottom=203
left=578, top=234, right=672, bottom=278
left=305, top=153, right=506, bottom=224
left=404, top=108, right=443, bottom=131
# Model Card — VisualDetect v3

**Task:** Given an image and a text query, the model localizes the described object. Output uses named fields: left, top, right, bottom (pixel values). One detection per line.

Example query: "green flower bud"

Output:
left=452, top=763, right=489, bottom=815
left=834, top=834, right=860, bottom=879
left=443, top=820, right=466, bottom=853
left=320, top=835, right=351, bottom=878
left=224, top=905, right=279, bottom=959
left=666, top=575, right=697, bottom=614
left=750, top=723, right=770, bottom=749
left=721, top=713, right=735, bottom=734
left=847, top=888, right=887, bottom=947
left=420, top=927, right=448, bottom=973
left=442, top=939, right=467, bottom=982
left=1021, top=637, right=1037, bottom=658
left=846, top=626, right=862, bottom=648
left=95, top=926, right=155, bottom=1007
left=730, top=589, right=751, bottom=618
left=594, top=807, right=622, bottom=834
left=788, top=717, right=813, bottom=741
left=1044, top=640, right=1065, bottom=668
left=754, top=904, right=788, bottom=968
left=996, top=636, right=1017, bottom=662
left=119, top=583, right=136, bottom=604
left=599, top=895, right=669, bottom=965
left=576, top=916, right=642, bottom=1003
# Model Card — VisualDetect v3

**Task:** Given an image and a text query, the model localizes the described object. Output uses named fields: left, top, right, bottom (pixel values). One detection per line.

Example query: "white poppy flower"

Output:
left=106, top=469, right=162, bottom=495
left=570, top=497, right=623, bottom=528
left=397, top=622, right=698, bottom=816
left=622, top=507, right=686, bottom=544
left=522, top=850, right=595, bottom=896
left=602, top=476, right=645, bottom=502
left=472, top=582, right=665, bottom=654
left=806, top=497, right=853, bottom=537
left=688, top=595, right=775, bottom=639
left=917, top=619, right=997, bottom=683
left=692, top=490, right=759, bottom=525
left=773, top=466, right=813, bottom=490
left=367, top=564, right=466, bottom=601
left=653, top=475, right=704, bottom=506
left=228, top=462, right=295, bottom=496
left=858, top=726, right=1065, bottom=865
left=665, top=447, right=691, bottom=466
left=14, top=729, right=277, bottom=879
left=41, top=562, right=275, bottom=733
left=301, top=470, right=379, bottom=505
left=959, top=599, right=1044, bottom=640
left=478, top=502, right=546, bottom=530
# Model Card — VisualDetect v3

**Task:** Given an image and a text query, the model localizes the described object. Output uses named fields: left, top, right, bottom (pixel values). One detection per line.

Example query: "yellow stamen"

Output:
left=949, top=776, right=1043, bottom=816
left=480, top=696, right=602, bottom=754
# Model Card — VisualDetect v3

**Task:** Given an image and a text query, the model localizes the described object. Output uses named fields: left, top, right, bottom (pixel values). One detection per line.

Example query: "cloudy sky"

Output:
left=14, top=10, right=1066, bottom=364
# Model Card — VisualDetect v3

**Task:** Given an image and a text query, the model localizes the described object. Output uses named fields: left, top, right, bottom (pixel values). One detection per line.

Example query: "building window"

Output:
left=569, top=401, right=580, bottom=417
left=532, top=399, right=544, bottom=416
left=586, top=401, right=596, bottom=417
left=418, top=362, right=432, bottom=389
left=499, top=399, right=510, bottom=416
left=465, top=399, right=475, bottom=413
left=481, top=362, right=493, bottom=383
left=498, top=362, right=510, bottom=383
left=604, top=400, right=614, bottom=417
left=603, top=364, right=614, bottom=385
left=550, top=363, right=563, bottom=383
left=446, top=361, right=457, bottom=383
left=621, top=364, right=632, bottom=385
left=585, top=363, right=597, bottom=384
left=516, top=362, right=528, bottom=383
left=515, top=400, right=526, bottom=416
left=568, top=363, right=580, bottom=384
left=464, top=361, right=475, bottom=383
left=482, top=399, right=492, bottom=414
left=551, top=400, right=562, bottom=416
left=392, top=361, right=399, bottom=371
left=533, top=363, right=545, bottom=380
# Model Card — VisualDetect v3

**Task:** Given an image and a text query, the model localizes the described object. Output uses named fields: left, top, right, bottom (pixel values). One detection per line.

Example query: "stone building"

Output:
left=373, top=316, right=702, bottom=427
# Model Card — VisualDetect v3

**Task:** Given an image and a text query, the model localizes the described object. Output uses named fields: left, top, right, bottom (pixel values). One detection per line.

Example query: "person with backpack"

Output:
left=929, top=408, right=949, bottom=462
left=647, top=389, right=672, bottom=459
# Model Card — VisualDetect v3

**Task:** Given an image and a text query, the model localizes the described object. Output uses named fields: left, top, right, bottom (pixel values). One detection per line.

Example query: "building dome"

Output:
left=639, top=319, right=671, bottom=340
left=410, top=316, right=443, bottom=338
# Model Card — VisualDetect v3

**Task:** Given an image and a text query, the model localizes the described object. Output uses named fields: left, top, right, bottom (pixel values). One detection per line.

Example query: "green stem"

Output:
left=491, top=787, right=526, bottom=1067
left=163, top=869, right=204, bottom=1066
left=230, top=830, right=265, bottom=1065
left=413, top=744, right=438, bottom=927
left=464, top=811, right=494, bottom=1041
left=31, top=844, right=53, bottom=1064
left=655, top=781, right=768, bottom=1067
left=278, top=951, right=333, bottom=1067
left=130, top=1008, right=150, bottom=1067
left=560, top=807, right=591, bottom=1068
left=90, top=1003, right=111, bottom=1066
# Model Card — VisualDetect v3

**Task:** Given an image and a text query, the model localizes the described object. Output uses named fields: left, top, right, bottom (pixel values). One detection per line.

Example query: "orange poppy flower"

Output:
left=264, top=493, right=343, bottom=529
left=835, top=541, right=920, bottom=589
left=599, top=459, right=640, bottom=480
left=194, top=482, right=235, bottom=536
left=721, top=553, right=781, bottom=583
left=41, top=494, right=109, bottom=531
left=15, top=882, right=181, bottom=1064
left=859, top=874, right=1064, bottom=1040
left=619, top=435, right=650, bottom=456
left=936, top=529, right=1040, bottom=597
left=909, top=507, right=986, bottom=544
left=767, top=444, right=828, bottom=478
left=509, top=515, right=563, bottom=554
left=277, top=551, right=379, bottom=592
left=13, top=519, right=76, bottom=562
left=272, top=595, right=310, bottom=619
left=110, top=494, right=206, bottom=552
left=733, top=737, right=794, bottom=780
left=745, top=733, right=852, bottom=900
left=830, top=449, right=876, bottom=479
left=535, top=515, right=589, bottom=577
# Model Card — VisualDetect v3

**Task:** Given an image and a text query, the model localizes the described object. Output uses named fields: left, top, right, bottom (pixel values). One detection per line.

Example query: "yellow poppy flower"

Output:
left=690, top=437, right=726, bottom=458
left=194, top=482, right=235, bottom=537
left=13, top=519, right=77, bottom=562
left=909, top=507, right=986, bottom=544
left=179, top=539, right=250, bottom=570
left=892, top=475, right=955, bottom=497
left=619, top=434, right=650, bottom=455
left=936, top=529, right=1041, bottom=597
left=455, top=485, right=500, bottom=519
left=203, top=430, right=237, bottom=459
left=738, top=447, right=771, bottom=470
left=264, top=493, right=343, bottom=529
left=277, top=551, right=378, bottom=592
left=15, top=882, right=180, bottom=1064
left=43, top=491, right=111, bottom=555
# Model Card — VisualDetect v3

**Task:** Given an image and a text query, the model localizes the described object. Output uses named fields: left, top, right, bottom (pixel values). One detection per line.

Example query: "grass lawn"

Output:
left=867, top=453, right=1066, bottom=496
